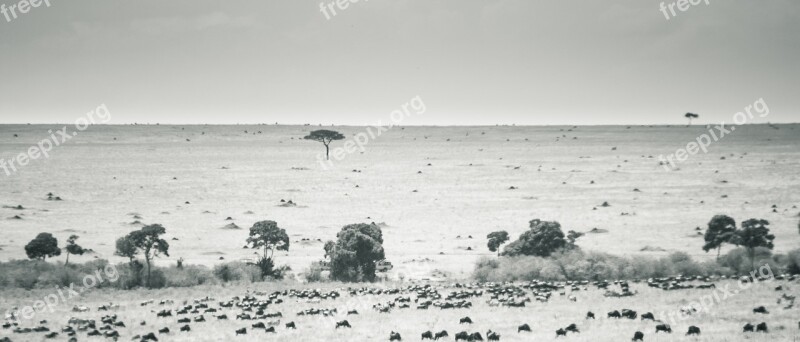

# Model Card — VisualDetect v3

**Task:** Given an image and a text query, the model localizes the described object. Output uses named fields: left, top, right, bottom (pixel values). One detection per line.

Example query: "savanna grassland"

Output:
left=1, top=124, right=798, bottom=278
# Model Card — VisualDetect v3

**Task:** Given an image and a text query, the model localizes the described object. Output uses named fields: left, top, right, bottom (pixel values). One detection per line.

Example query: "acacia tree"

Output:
left=702, top=215, right=737, bottom=260
left=126, top=224, right=170, bottom=288
left=64, top=235, right=86, bottom=266
left=24, top=233, right=61, bottom=261
left=685, top=112, right=699, bottom=126
left=303, top=130, right=345, bottom=160
left=502, top=219, right=568, bottom=257
left=486, top=231, right=509, bottom=256
left=734, top=219, right=774, bottom=269
left=246, top=220, right=290, bottom=277
left=330, top=223, right=385, bottom=282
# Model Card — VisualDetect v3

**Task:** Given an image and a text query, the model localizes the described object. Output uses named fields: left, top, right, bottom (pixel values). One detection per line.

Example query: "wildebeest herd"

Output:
left=1, top=274, right=798, bottom=341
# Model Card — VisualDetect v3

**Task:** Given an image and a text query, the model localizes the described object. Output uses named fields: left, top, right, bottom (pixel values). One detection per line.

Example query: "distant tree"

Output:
left=24, top=233, right=61, bottom=261
left=64, top=235, right=85, bottom=266
left=323, top=240, right=336, bottom=261
left=330, top=223, right=385, bottom=282
left=303, top=129, right=345, bottom=160
left=566, top=230, right=585, bottom=249
left=126, top=224, right=170, bottom=288
left=486, top=231, right=509, bottom=256
left=115, top=236, right=138, bottom=263
left=702, top=215, right=737, bottom=260
left=685, top=112, right=699, bottom=126
left=734, top=219, right=775, bottom=269
left=246, top=220, right=290, bottom=278
left=502, top=219, right=568, bottom=257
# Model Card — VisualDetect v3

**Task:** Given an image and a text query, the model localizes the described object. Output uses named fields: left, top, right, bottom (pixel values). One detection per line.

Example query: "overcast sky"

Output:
left=0, top=0, right=797, bottom=125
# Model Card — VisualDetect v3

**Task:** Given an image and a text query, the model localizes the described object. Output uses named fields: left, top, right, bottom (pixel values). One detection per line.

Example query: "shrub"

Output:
left=303, top=263, right=327, bottom=282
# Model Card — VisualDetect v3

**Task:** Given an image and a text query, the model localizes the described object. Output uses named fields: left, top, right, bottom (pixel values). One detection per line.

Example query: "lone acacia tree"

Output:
left=64, top=234, right=86, bottom=266
left=486, top=231, right=509, bottom=256
left=702, top=215, right=737, bottom=260
left=685, top=112, right=699, bottom=126
left=303, top=129, right=345, bottom=160
left=125, top=224, right=170, bottom=288
left=502, top=219, right=568, bottom=257
left=24, top=233, right=61, bottom=261
left=246, top=220, right=290, bottom=277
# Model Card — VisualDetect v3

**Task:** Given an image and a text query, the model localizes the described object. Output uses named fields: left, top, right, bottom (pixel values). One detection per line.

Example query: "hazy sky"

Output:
left=0, top=0, right=798, bottom=125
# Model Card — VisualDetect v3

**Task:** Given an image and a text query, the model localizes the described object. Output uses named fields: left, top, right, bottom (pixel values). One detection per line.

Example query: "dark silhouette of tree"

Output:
left=330, top=223, right=385, bottom=282
left=323, top=240, right=336, bottom=261
left=64, top=234, right=85, bottom=266
left=303, top=130, right=345, bottom=160
left=502, top=219, right=568, bottom=257
left=125, top=224, right=170, bottom=288
left=24, top=233, right=61, bottom=261
left=115, top=236, right=138, bottom=263
left=486, top=231, right=509, bottom=256
left=246, top=220, right=290, bottom=278
left=734, top=219, right=774, bottom=269
left=685, top=112, right=699, bottom=126
left=702, top=215, right=737, bottom=260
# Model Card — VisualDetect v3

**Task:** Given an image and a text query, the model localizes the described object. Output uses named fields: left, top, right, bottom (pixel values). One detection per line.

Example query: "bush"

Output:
left=785, top=249, right=800, bottom=275
left=303, top=263, right=328, bottom=282
left=213, top=262, right=262, bottom=283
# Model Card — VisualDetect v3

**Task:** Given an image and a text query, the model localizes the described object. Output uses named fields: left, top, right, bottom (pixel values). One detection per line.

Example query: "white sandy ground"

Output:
left=0, top=124, right=798, bottom=279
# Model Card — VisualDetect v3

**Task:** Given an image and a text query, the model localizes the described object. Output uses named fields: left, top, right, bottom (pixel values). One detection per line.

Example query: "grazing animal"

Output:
left=753, top=306, right=769, bottom=314
left=336, top=320, right=351, bottom=329
left=434, top=330, right=449, bottom=340
left=608, top=310, right=621, bottom=318
left=565, top=323, right=579, bottom=333
left=743, top=323, right=755, bottom=332
left=632, top=331, right=644, bottom=341
left=265, top=327, right=276, bottom=333
left=756, top=322, right=768, bottom=333
left=455, top=331, right=470, bottom=341
left=285, top=322, right=296, bottom=329
left=621, top=309, right=637, bottom=319
left=178, top=318, right=190, bottom=324
left=469, top=332, right=483, bottom=341
left=390, top=331, right=402, bottom=341
left=180, top=325, right=191, bottom=332
left=45, top=332, right=58, bottom=339
left=460, top=316, right=473, bottom=324
left=141, top=332, right=158, bottom=341
left=347, top=310, right=359, bottom=315
left=235, top=328, right=247, bottom=335
left=487, top=330, right=500, bottom=341
left=686, top=326, right=700, bottom=335
left=252, top=323, right=266, bottom=329
left=641, top=312, right=655, bottom=321
left=158, top=327, right=170, bottom=334
left=655, top=324, right=672, bottom=333
left=422, top=331, right=434, bottom=340
left=518, top=323, right=531, bottom=332
left=556, top=328, right=567, bottom=337
left=586, top=311, right=595, bottom=319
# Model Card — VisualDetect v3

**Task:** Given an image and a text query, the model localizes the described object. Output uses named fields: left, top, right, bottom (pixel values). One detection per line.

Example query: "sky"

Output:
left=0, top=0, right=798, bottom=126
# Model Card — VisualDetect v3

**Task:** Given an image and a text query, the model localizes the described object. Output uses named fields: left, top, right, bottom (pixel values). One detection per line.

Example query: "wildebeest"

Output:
left=655, top=324, right=672, bottom=333
left=518, top=323, right=531, bottom=332
left=632, top=331, right=644, bottom=341
left=565, top=323, right=579, bottom=333
left=753, top=306, right=769, bottom=314
left=556, top=328, right=567, bottom=337
left=336, top=320, right=351, bottom=329
left=469, top=332, right=483, bottom=341
left=621, top=309, right=637, bottom=319
left=686, top=326, right=700, bottom=335
left=434, top=330, right=449, bottom=340
left=586, top=311, right=595, bottom=319
left=455, top=331, right=470, bottom=341
left=252, top=322, right=266, bottom=329
left=141, top=332, right=158, bottom=341
left=390, top=331, right=402, bottom=341
left=180, top=325, right=191, bottom=332
left=235, top=328, right=247, bottom=336
left=265, top=327, right=276, bottom=333
left=743, top=323, right=755, bottom=332
left=286, top=321, right=296, bottom=329
left=608, top=310, right=621, bottom=318
left=641, top=312, right=655, bottom=321
left=347, top=310, right=359, bottom=315
left=756, top=322, right=768, bottom=333
left=487, top=330, right=500, bottom=341
left=422, top=331, right=434, bottom=340
left=460, top=316, right=473, bottom=324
